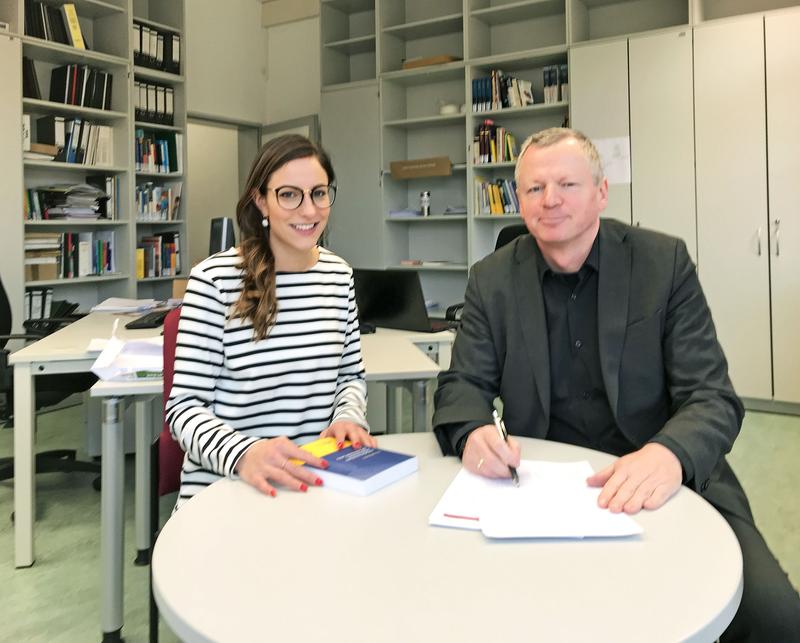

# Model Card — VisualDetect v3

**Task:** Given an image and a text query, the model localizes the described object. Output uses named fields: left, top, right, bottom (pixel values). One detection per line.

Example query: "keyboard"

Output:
left=125, top=308, right=171, bottom=330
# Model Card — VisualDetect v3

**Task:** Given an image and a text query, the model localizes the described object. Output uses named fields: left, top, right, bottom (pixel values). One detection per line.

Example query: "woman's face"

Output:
left=253, top=156, right=332, bottom=269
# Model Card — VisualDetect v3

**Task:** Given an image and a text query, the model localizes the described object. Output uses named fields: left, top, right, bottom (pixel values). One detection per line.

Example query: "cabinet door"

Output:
left=629, top=29, right=697, bottom=262
left=320, top=83, right=382, bottom=268
left=766, top=9, right=800, bottom=403
left=694, top=16, right=771, bottom=399
left=0, top=34, right=25, bottom=333
left=569, top=39, right=631, bottom=224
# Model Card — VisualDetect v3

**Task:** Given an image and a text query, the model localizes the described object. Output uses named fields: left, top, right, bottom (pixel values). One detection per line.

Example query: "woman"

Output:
left=166, top=134, right=375, bottom=509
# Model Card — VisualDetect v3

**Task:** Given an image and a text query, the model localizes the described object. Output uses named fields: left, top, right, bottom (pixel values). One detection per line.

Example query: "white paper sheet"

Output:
left=91, top=335, right=164, bottom=381
left=429, top=460, right=643, bottom=539
left=594, top=137, right=631, bottom=185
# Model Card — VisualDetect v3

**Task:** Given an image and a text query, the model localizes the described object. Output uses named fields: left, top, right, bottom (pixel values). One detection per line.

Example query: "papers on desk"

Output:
left=91, top=334, right=163, bottom=381
left=429, top=461, right=643, bottom=539
left=91, top=297, right=160, bottom=313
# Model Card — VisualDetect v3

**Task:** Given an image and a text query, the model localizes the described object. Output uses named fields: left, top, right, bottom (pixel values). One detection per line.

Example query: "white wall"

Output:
left=264, top=17, right=321, bottom=123
left=186, top=122, right=241, bottom=267
left=187, top=0, right=269, bottom=124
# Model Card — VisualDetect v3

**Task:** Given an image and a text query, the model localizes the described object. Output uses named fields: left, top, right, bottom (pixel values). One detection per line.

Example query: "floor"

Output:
left=0, top=404, right=798, bottom=642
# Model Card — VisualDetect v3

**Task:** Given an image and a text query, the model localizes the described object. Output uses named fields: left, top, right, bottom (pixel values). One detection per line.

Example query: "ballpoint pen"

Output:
left=492, top=409, right=519, bottom=487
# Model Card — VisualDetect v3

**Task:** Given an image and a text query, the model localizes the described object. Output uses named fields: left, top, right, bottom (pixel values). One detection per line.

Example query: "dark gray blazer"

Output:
left=433, top=219, right=750, bottom=519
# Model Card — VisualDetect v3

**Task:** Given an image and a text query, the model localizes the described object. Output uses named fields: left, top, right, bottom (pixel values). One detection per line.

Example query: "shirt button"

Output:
left=574, top=339, right=583, bottom=349
left=570, top=293, right=577, bottom=301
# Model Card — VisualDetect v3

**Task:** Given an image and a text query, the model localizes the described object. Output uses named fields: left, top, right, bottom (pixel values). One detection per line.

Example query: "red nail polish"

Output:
left=320, top=459, right=329, bottom=469
left=315, top=478, right=323, bottom=486
left=354, top=442, right=361, bottom=449
left=270, top=490, right=276, bottom=497
left=300, top=483, right=308, bottom=492
left=336, top=441, right=344, bottom=450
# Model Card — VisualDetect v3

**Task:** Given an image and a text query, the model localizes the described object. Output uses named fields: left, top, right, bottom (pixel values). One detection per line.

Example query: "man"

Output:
left=433, top=128, right=800, bottom=642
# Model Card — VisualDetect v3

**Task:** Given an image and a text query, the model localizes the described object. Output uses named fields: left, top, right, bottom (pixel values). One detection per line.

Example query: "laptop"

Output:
left=353, top=269, right=453, bottom=333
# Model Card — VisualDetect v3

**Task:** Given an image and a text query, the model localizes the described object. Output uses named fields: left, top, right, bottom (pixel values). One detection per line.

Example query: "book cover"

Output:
left=296, top=437, right=418, bottom=496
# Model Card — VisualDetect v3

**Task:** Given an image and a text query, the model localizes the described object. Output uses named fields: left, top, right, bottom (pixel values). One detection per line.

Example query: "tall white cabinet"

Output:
left=765, top=10, right=800, bottom=403
left=694, top=15, right=772, bottom=400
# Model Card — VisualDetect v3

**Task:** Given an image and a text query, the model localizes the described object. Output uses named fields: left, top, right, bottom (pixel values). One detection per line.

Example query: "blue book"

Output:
left=306, top=441, right=418, bottom=496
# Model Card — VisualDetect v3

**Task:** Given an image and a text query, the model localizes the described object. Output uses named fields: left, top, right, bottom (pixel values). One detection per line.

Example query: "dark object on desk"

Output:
left=209, top=216, right=236, bottom=256
left=359, top=321, right=376, bottom=335
left=353, top=269, right=453, bottom=333
left=0, top=277, right=99, bottom=488
left=125, top=308, right=171, bottom=329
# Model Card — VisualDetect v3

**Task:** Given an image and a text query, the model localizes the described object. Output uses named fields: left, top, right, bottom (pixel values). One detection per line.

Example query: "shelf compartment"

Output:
left=23, top=98, right=127, bottom=122
left=324, top=34, right=376, bottom=55
left=322, top=0, right=375, bottom=11
left=382, top=13, right=463, bottom=40
left=22, top=37, right=128, bottom=67
left=471, top=0, right=564, bottom=24
left=569, top=0, right=689, bottom=43
left=133, top=65, right=185, bottom=84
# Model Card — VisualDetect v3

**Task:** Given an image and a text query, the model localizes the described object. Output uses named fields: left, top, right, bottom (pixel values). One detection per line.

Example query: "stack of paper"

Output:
left=429, top=460, right=643, bottom=539
left=91, top=334, right=163, bottom=381
left=91, top=297, right=160, bottom=313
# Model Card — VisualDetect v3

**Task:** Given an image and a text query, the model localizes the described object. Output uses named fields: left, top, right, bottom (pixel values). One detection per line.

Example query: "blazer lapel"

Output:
left=597, top=221, right=631, bottom=416
left=512, top=236, right=550, bottom=420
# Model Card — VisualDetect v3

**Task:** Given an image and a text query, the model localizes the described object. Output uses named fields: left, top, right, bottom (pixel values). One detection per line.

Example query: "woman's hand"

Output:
left=235, top=436, right=329, bottom=498
left=320, top=420, right=377, bottom=450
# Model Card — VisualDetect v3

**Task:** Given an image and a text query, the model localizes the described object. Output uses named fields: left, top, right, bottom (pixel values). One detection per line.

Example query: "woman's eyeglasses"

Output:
left=267, top=184, right=337, bottom=210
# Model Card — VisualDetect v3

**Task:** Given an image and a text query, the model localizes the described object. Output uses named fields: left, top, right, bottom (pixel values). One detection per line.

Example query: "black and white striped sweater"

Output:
left=165, top=247, right=368, bottom=508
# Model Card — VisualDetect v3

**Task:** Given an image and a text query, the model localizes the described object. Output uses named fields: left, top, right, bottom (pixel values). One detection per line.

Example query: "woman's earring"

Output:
left=262, top=218, right=269, bottom=228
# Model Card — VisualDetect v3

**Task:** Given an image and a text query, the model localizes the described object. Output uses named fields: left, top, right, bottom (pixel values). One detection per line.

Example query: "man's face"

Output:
left=516, top=138, right=608, bottom=256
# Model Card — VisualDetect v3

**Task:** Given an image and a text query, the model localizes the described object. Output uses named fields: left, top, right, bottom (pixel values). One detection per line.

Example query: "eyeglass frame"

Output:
left=264, top=184, right=337, bottom=210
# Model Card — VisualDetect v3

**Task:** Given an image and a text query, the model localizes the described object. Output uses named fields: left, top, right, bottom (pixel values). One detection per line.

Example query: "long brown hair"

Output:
left=232, top=134, right=335, bottom=340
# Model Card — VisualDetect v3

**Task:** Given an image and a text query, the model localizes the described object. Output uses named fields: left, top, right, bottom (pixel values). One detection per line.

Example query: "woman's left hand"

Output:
left=320, top=421, right=377, bottom=450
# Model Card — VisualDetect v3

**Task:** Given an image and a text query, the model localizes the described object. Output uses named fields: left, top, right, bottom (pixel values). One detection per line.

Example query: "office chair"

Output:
left=445, top=223, right=529, bottom=325
left=149, top=305, right=183, bottom=643
left=0, top=276, right=100, bottom=485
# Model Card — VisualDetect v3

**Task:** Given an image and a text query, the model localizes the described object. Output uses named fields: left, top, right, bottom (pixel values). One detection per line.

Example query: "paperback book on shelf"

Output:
left=295, top=437, right=418, bottom=496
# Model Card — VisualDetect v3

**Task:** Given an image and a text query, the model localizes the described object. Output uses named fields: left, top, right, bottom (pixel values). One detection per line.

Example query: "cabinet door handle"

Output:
left=757, top=227, right=762, bottom=256
left=774, top=218, right=781, bottom=257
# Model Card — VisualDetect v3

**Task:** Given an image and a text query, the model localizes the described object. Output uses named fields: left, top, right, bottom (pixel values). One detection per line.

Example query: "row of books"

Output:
left=42, top=63, right=113, bottom=111
left=472, top=120, right=518, bottom=165
left=137, top=232, right=181, bottom=278
left=32, top=115, right=114, bottom=166
left=543, top=64, right=569, bottom=104
left=134, top=81, right=175, bottom=126
left=24, top=0, right=85, bottom=49
left=133, top=21, right=181, bottom=75
left=474, top=177, right=520, bottom=215
left=24, top=182, right=110, bottom=221
left=135, top=129, right=182, bottom=174
left=136, top=182, right=182, bottom=221
left=24, top=230, right=116, bottom=281
left=472, top=70, right=534, bottom=112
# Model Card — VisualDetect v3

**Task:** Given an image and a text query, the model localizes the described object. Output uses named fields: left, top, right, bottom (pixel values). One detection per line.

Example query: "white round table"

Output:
left=153, top=434, right=742, bottom=643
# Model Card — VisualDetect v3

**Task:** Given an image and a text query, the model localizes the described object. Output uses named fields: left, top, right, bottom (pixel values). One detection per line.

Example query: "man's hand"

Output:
left=587, top=442, right=682, bottom=514
left=462, top=425, right=521, bottom=479
left=319, top=420, right=377, bottom=450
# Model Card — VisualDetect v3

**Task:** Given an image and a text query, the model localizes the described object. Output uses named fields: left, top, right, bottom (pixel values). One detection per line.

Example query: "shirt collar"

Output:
left=534, top=233, right=600, bottom=283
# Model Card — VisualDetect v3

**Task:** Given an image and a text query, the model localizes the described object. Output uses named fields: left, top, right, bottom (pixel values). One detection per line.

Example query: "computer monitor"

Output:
left=209, top=217, right=236, bottom=255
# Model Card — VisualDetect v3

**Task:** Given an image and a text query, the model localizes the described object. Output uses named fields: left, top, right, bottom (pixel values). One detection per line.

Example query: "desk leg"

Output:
left=134, top=399, right=151, bottom=565
left=100, top=397, right=125, bottom=642
left=411, top=380, right=427, bottom=433
left=13, top=364, right=35, bottom=568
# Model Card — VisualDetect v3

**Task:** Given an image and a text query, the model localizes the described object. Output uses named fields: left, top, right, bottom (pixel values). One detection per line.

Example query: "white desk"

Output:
left=153, top=434, right=743, bottom=643
left=11, top=313, right=450, bottom=641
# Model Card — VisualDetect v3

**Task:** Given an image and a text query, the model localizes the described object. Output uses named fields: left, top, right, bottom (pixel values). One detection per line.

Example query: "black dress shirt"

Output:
left=534, top=237, right=635, bottom=457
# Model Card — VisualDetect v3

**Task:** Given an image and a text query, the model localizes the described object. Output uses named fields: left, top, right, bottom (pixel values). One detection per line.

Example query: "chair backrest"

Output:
left=495, top=224, right=529, bottom=251
left=209, top=217, right=236, bottom=256
left=159, top=306, right=184, bottom=496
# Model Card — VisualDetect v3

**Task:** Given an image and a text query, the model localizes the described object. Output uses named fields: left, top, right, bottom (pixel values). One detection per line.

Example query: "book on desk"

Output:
left=296, top=437, right=418, bottom=496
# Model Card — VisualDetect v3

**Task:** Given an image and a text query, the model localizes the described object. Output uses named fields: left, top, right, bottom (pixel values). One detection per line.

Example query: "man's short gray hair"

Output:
left=515, top=127, right=604, bottom=185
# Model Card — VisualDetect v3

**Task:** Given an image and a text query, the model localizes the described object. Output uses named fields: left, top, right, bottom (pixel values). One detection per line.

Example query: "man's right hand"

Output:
left=462, top=425, right=521, bottom=478
left=235, top=437, right=328, bottom=498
